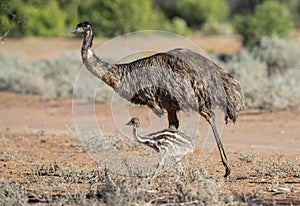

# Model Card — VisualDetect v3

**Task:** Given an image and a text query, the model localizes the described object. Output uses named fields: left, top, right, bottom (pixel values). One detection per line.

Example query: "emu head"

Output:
left=126, top=117, right=140, bottom=127
left=72, top=21, right=92, bottom=35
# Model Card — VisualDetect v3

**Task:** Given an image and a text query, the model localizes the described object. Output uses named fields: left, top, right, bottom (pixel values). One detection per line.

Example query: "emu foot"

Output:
left=224, top=166, right=231, bottom=178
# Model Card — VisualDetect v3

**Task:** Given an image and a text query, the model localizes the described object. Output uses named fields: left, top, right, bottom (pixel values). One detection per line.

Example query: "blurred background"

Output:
left=0, top=0, right=300, bottom=111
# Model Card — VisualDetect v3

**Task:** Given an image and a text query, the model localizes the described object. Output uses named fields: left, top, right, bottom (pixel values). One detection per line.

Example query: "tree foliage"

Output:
left=0, top=0, right=298, bottom=38
left=280, top=0, right=300, bottom=26
left=20, top=0, right=66, bottom=37
left=78, top=0, right=166, bottom=37
left=176, top=0, right=229, bottom=27
left=0, top=0, right=14, bottom=37
left=234, top=1, right=293, bottom=46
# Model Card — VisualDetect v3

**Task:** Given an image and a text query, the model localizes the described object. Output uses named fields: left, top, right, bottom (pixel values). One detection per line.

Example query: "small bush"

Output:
left=165, top=17, right=191, bottom=36
left=0, top=53, right=76, bottom=98
left=233, top=1, right=293, bottom=46
left=0, top=53, right=115, bottom=102
left=0, top=0, right=15, bottom=37
left=281, top=0, right=300, bottom=26
left=78, top=0, right=166, bottom=37
left=0, top=15, right=10, bottom=37
left=20, top=0, right=67, bottom=37
left=220, top=50, right=268, bottom=109
left=251, top=36, right=300, bottom=76
left=220, top=37, right=300, bottom=110
left=176, top=0, right=229, bottom=27
left=201, top=19, right=233, bottom=36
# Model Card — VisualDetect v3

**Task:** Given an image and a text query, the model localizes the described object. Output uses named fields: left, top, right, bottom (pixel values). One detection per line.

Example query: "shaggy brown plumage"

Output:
left=73, top=22, right=245, bottom=177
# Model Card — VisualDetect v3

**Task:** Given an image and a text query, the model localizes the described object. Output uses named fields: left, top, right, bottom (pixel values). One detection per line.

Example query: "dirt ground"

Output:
left=0, top=37, right=299, bottom=205
left=0, top=92, right=299, bottom=205
left=0, top=35, right=241, bottom=62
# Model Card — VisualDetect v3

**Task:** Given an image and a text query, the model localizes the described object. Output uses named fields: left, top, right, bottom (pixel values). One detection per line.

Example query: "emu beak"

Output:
left=126, top=121, right=133, bottom=126
left=71, top=28, right=78, bottom=34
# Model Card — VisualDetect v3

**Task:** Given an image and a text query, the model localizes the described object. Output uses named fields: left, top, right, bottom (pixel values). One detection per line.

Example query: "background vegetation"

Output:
left=233, top=1, right=293, bottom=46
left=0, top=0, right=299, bottom=39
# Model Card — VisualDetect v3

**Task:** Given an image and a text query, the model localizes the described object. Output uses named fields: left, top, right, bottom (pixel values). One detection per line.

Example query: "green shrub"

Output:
left=233, top=14, right=260, bottom=46
left=78, top=0, right=166, bottom=37
left=176, top=0, right=229, bottom=27
left=254, top=1, right=293, bottom=37
left=281, top=0, right=300, bottom=26
left=57, top=0, right=81, bottom=29
left=164, top=17, right=191, bottom=36
left=233, top=1, right=293, bottom=46
left=0, top=0, right=14, bottom=37
left=154, top=0, right=180, bottom=20
left=20, top=0, right=66, bottom=37
left=0, top=16, right=10, bottom=37
left=201, top=19, right=233, bottom=36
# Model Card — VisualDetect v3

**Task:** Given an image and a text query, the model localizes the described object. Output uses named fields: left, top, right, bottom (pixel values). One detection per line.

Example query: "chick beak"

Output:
left=126, top=121, right=133, bottom=126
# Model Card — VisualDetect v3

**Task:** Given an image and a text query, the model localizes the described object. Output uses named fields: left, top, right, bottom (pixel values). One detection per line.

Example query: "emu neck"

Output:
left=133, top=126, right=147, bottom=143
left=133, top=126, right=140, bottom=142
left=133, top=126, right=158, bottom=152
left=81, top=30, right=93, bottom=55
left=81, top=30, right=118, bottom=89
left=81, top=29, right=95, bottom=63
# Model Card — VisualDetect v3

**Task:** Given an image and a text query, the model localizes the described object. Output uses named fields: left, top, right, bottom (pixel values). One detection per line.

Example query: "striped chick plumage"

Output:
left=126, top=117, right=194, bottom=179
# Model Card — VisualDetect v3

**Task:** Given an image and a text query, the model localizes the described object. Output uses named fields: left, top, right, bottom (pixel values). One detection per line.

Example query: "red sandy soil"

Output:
left=0, top=91, right=299, bottom=155
left=0, top=36, right=241, bottom=62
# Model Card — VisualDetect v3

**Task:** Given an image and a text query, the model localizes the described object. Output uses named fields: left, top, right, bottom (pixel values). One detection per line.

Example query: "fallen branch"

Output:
left=0, top=14, right=17, bottom=44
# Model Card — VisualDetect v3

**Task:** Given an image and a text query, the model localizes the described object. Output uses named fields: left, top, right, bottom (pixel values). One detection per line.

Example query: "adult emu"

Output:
left=72, top=22, right=245, bottom=177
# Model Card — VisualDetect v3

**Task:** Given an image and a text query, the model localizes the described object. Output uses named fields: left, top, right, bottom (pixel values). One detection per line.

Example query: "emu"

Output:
left=72, top=21, right=245, bottom=177
left=126, top=117, right=194, bottom=180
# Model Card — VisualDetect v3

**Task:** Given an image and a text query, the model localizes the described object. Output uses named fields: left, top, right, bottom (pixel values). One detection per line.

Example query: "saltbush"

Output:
left=0, top=53, right=114, bottom=101
left=233, top=1, right=293, bottom=46
left=0, top=53, right=77, bottom=98
left=251, top=36, right=300, bottom=76
left=219, top=37, right=300, bottom=110
left=201, top=20, right=233, bottom=36
left=220, top=50, right=268, bottom=109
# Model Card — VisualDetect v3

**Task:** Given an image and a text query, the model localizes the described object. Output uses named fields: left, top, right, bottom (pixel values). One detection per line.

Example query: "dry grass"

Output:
left=0, top=131, right=299, bottom=205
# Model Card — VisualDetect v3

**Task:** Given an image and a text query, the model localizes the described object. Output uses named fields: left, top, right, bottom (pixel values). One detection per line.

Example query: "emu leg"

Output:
left=201, top=111, right=230, bottom=178
left=149, top=149, right=167, bottom=183
left=167, top=110, right=179, bottom=129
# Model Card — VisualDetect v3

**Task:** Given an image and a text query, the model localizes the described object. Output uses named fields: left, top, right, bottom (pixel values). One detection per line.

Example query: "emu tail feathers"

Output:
left=221, top=71, right=245, bottom=123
